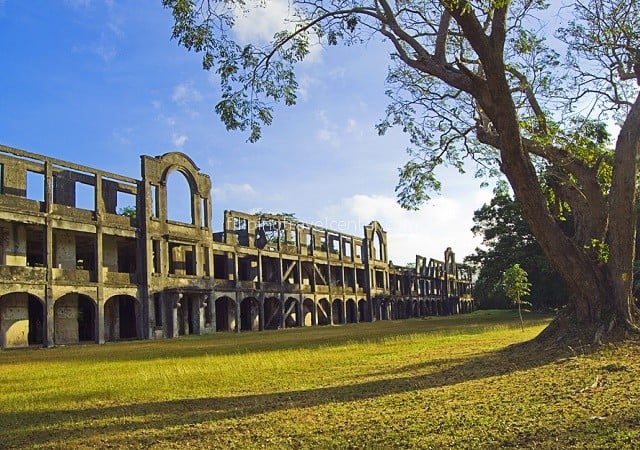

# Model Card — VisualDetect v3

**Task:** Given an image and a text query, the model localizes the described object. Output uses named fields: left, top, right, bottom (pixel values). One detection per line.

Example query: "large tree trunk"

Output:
left=607, top=93, right=640, bottom=332
left=482, top=62, right=640, bottom=345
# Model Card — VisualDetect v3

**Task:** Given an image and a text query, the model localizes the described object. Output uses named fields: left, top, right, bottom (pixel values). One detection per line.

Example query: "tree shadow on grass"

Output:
left=0, top=339, right=573, bottom=448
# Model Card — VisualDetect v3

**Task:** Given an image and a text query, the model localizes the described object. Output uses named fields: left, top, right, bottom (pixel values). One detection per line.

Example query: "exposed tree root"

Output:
left=531, top=307, right=640, bottom=354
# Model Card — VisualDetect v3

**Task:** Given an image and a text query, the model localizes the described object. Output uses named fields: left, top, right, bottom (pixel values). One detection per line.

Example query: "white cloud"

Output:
left=172, top=83, right=203, bottom=106
left=172, top=133, right=188, bottom=148
left=232, top=0, right=323, bottom=62
left=317, top=190, right=492, bottom=265
left=315, top=110, right=340, bottom=147
left=213, top=183, right=257, bottom=201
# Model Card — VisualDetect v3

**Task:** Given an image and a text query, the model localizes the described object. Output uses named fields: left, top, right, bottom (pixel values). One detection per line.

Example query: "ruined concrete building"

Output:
left=0, top=144, right=474, bottom=349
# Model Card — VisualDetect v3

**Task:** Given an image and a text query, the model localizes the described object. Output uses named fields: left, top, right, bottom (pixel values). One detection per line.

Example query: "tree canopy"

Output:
left=164, top=0, right=640, bottom=343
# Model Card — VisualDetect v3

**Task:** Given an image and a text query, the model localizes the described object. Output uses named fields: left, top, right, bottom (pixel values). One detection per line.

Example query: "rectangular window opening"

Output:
left=75, top=181, right=95, bottom=211
left=26, top=170, right=45, bottom=202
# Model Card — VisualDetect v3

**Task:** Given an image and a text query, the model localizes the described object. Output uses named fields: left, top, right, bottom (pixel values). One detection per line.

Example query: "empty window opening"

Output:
left=151, top=184, right=159, bottom=218
left=255, top=218, right=280, bottom=250
left=330, top=238, right=340, bottom=255
left=355, top=244, right=362, bottom=258
left=373, top=232, right=383, bottom=260
left=202, top=246, right=210, bottom=276
left=330, top=266, right=342, bottom=286
left=154, top=294, right=163, bottom=327
left=375, top=270, right=385, bottom=288
left=238, top=257, right=250, bottom=281
left=152, top=239, right=161, bottom=273
left=305, top=233, right=312, bottom=250
left=168, top=242, right=196, bottom=275
left=75, top=234, right=96, bottom=271
left=26, top=171, right=45, bottom=202
left=261, top=256, right=280, bottom=282
left=75, top=181, right=95, bottom=211
left=201, top=197, right=208, bottom=228
left=117, top=239, right=137, bottom=273
left=26, top=227, right=44, bottom=266
left=234, top=217, right=249, bottom=246
left=343, top=240, right=352, bottom=258
left=356, top=268, right=365, bottom=287
left=213, top=253, right=226, bottom=279
left=166, top=171, right=193, bottom=224
left=344, top=269, right=355, bottom=288
left=116, top=191, right=137, bottom=218
left=318, top=236, right=327, bottom=252
left=0, top=163, right=4, bottom=194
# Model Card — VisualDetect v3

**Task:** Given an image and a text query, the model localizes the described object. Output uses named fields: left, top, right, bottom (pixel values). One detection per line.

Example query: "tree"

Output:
left=118, top=205, right=137, bottom=218
left=501, top=263, right=531, bottom=331
left=466, top=189, right=567, bottom=310
left=163, top=0, right=640, bottom=343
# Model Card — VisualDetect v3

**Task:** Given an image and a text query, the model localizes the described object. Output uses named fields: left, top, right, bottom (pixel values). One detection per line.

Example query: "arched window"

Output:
left=166, top=170, right=193, bottom=224
left=372, top=231, right=383, bottom=261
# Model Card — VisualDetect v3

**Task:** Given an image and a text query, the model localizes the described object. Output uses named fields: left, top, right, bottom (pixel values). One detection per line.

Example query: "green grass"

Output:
left=1, top=310, right=638, bottom=449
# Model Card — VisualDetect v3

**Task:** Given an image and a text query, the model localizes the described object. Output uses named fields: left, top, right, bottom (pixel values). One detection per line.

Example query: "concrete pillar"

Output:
left=234, top=292, right=241, bottom=333
left=169, top=292, right=181, bottom=338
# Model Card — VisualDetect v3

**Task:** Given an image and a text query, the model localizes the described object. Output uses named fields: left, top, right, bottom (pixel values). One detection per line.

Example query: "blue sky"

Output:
left=0, top=0, right=493, bottom=265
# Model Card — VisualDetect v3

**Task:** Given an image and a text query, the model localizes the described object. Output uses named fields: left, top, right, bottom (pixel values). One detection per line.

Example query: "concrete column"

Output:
left=280, top=294, right=285, bottom=329
left=234, top=292, right=241, bottom=333
left=168, top=292, right=181, bottom=338
left=258, top=294, right=265, bottom=331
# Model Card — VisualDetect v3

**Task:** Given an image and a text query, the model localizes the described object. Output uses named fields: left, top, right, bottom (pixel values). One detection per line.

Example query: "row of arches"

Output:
left=214, top=296, right=370, bottom=332
left=374, top=296, right=474, bottom=321
left=0, top=292, right=140, bottom=348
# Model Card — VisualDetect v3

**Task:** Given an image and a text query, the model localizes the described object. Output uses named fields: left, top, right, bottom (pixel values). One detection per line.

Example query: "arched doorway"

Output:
left=332, top=299, right=344, bottom=325
left=345, top=299, right=357, bottom=324
left=317, top=298, right=331, bottom=325
left=358, top=299, right=368, bottom=323
left=54, top=293, right=96, bottom=344
left=263, top=297, right=281, bottom=330
left=302, top=298, right=315, bottom=326
left=284, top=297, right=298, bottom=328
left=0, top=292, right=45, bottom=348
left=215, top=296, right=236, bottom=332
left=104, top=295, right=139, bottom=341
left=240, top=297, right=259, bottom=331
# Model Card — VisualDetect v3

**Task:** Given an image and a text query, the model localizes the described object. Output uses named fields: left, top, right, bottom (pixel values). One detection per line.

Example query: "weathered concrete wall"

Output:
left=54, top=230, right=76, bottom=269
left=0, top=292, right=29, bottom=348
left=0, top=221, right=27, bottom=266
left=104, top=297, right=119, bottom=341
left=54, top=294, right=79, bottom=344
left=102, top=235, right=118, bottom=272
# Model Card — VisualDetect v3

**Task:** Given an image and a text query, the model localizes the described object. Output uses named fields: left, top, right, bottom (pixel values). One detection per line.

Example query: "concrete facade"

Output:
left=0, top=144, right=473, bottom=349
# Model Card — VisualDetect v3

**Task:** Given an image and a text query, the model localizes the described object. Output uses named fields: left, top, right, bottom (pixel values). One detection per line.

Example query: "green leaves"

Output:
left=501, top=263, right=531, bottom=305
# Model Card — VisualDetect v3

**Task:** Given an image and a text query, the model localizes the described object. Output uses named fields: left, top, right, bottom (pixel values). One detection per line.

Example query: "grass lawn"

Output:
left=0, top=310, right=638, bottom=449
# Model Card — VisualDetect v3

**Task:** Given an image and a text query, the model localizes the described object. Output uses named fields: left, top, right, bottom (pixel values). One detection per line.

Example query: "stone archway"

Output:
left=358, top=299, right=368, bottom=323
left=263, top=297, right=281, bottom=330
left=332, top=299, right=344, bottom=325
left=0, top=292, right=45, bottom=348
left=302, top=298, right=315, bottom=326
left=345, top=299, right=357, bottom=324
left=317, top=298, right=331, bottom=326
left=284, top=297, right=299, bottom=328
left=215, top=296, right=236, bottom=332
left=54, top=293, right=96, bottom=344
left=104, top=295, right=139, bottom=341
left=240, top=297, right=259, bottom=331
